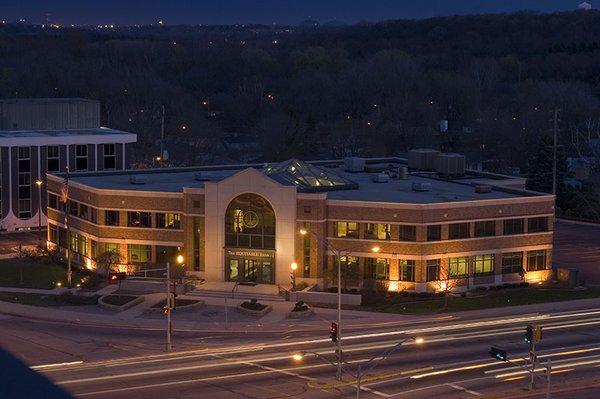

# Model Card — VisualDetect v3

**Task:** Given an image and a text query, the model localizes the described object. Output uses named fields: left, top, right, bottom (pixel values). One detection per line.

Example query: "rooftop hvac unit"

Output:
left=130, top=175, right=148, bottom=185
left=436, top=153, right=466, bottom=177
left=398, top=166, right=409, bottom=179
left=344, top=157, right=365, bottom=172
left=475, top=184, right=493, bottom=194
left=412, top=182, right=432, bottom=192
left=408, top=149, right=440, bottom=170
left=372, top=173, right=390, bottom=183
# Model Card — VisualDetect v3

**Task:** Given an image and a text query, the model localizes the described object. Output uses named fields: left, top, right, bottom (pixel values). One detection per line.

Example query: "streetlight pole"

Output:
left=299, top=228, right=380, bottom=382
left=165, top=261, right=172, bottom=352
left=290, top=262, right=298, bottom=292
left=35, top=179, right=43, bottom=246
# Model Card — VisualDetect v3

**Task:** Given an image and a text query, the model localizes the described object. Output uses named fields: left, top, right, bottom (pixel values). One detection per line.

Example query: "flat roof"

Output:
left=60, top=158, right=543, bottom=204
left=0, top=127, right=133, bottom=138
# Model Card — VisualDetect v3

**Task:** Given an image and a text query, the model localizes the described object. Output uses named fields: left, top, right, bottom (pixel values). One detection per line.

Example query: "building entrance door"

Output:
left=224, top=249, right=275, bottom=284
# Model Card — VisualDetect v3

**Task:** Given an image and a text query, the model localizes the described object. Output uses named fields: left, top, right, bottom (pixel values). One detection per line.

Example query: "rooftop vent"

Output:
left=129, top=175, right=148, bottom=185
left=372, top=173, right=390, bottom=183
left=412, top=182, right=432, bottom=192
left=408, top=149, right=440, bottom=170
left=344, top=157, right=365, bottom=172
left=474, top=184, right=493, bottom=194
left=194, top=172, right=211, bottom=182
left=436, top=153, right=466, bottom=177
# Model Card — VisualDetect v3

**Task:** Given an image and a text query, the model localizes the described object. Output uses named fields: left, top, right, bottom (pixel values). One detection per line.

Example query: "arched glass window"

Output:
left=225, top=194, right=275, bottom=249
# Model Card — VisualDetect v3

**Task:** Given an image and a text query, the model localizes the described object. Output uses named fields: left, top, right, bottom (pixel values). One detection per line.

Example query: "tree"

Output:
left=432, top=266, right=461, bottom=309
left=326, top=257, right=361, bottom=292
left=526, top=135, right=567, bottom=197
left=95, top=250, right=124, bottom=277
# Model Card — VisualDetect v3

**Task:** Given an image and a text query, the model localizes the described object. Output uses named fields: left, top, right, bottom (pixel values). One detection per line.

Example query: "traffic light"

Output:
left=489, top=346, right=508, bottom=362
left=525, top=325, right=534, bottom=345
left=329, top=322, right=339, bottom=343
left=534, top=325, right=543, bottom=343
left=162, top=306, right=170, bottom=315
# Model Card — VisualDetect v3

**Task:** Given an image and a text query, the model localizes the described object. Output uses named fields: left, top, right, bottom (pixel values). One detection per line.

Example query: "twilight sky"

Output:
left=1, top=0, right=592, bottom=26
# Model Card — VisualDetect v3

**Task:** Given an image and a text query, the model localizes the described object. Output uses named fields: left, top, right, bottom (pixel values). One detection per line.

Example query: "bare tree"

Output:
left=95, top=250, right=125, bottom=278
left=432, top=267, right=461, bottom=309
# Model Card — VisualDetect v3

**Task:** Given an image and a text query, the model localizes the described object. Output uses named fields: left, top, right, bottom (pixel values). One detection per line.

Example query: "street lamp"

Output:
left=35, top=179, right=43, bottom=245
left=290, top=262, right=298, bottom=291
left=292, top=336, right=424, bottom=398
left=176, top=254, right=184, bottom=265
left=298, top=228, right=383, bottom=381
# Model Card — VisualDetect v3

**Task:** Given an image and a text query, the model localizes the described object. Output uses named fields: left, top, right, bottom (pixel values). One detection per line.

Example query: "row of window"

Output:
left=334, top=218, right=549, bottom=241
left=333, top=250, right=548, bottom=282
left=48, top=195, right=182, bottom=229
left=17, top=144, right=117, bottom=174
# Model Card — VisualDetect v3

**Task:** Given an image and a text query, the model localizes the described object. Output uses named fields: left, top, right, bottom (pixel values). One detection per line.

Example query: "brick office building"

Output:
left=0, top=98, right=136, bottom=231
left=45, top=157, right=554, bottom=292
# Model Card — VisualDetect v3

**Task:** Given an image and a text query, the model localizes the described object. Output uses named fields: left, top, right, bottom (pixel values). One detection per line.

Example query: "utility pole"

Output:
left=336, top=253, right=342, bottom=381
left=546, top=358, right=552, bottom=399
left=552, top=107, right=559, bottom=196
left=64, top=166, right=72, bottom=287
left=159, top=105, right=165, bottom=163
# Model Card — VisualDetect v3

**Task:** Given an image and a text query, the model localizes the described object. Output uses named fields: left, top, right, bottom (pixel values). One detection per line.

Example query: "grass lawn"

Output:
left=0, top=259, right=87, bottom=289
left=151, top=298, right=200, bottom=308
left=101, top=294, right=139, bottom=306
left=0, top=292, right=98, bottom=307
left=363, top=287, right=600, bottom=314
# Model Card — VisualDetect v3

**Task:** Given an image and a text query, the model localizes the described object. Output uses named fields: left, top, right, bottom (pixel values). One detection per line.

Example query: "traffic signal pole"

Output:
left=336, top=253, right=342, bottom=381
left=529, top=340, right=536, bottom=390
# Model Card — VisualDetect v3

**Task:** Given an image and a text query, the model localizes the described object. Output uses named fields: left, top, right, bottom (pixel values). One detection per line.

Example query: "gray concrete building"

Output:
left=0, top=98, right=136, bottom=232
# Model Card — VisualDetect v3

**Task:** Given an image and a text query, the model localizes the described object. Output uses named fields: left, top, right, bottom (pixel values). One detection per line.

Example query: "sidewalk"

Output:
left=0, top=287, right=599, bottom=333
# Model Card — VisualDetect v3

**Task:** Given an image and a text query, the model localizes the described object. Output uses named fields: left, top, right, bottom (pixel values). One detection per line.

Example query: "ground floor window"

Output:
left=364, top=258, right=390, bottom=280
left=399, top=259, right=415, bottom=282
left=426, top=259, right=440, bottom=282
left=449, top=256, right=469, bottom=278
left=48, top=224, right=59, bottom=244
left=502, top=252, right=523, bottom=274
left=156, top=246, right=181, bottom=265
left=474, top=254, right=494, bottom=276
left=527, top=250, right=547, bottom=271
left=128, top=244, right=151, bottom=264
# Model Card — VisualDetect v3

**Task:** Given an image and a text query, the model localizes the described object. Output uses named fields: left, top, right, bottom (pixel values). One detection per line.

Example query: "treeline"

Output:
left=0, top=10, right=599, bottom=174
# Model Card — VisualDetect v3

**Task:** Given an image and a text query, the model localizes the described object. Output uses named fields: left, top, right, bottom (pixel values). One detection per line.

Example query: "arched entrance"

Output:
left=224, top=193, right=276, bottom=284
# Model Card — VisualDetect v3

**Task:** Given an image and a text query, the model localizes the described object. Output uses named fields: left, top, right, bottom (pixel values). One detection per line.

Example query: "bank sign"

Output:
left=225, top=249, right=275, bottom=259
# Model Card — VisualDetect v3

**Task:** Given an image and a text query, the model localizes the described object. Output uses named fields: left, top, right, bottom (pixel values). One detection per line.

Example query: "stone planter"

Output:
left=98, top=294, right=143, bottom=312
left=236, top=303, right=273, bottom=317
left=286, top=308, right=314, bottom=319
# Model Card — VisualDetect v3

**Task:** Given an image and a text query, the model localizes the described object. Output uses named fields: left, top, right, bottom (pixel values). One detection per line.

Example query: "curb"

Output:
left=98, top=295, right=144, bottom=312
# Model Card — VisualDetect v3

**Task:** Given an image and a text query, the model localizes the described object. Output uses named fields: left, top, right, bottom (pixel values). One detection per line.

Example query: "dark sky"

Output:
left=1, top=0, right=592, bottom=26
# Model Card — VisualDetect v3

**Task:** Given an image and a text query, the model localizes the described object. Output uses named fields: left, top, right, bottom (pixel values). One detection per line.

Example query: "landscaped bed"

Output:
left=237, top=299, right=272, bottom=317
left=0, top=292, right=98, bottom=307
left=0, top=259, right=88, bottom=290
left=150, top=298, right=203, bottom=309
left=361, top=286, right=600, bottom=314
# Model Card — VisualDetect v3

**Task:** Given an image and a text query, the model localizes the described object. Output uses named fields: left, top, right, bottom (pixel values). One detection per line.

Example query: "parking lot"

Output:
left=554, top=219, right=600, bottom=285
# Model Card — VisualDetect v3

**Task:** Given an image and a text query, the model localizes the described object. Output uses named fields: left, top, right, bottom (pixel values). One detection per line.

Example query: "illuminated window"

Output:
left=365, top=223, right=390, bottom=240
left=336, top=221, right=358, bottom=238
left=474, top=254, right=494, bottom=275
left=157, top=213, right=181, bottom=229
left=128, top=244, right=151, bottom=264
left=364, top=258, right=390, bottom=280
left=449, top=257, right=469, bottom=278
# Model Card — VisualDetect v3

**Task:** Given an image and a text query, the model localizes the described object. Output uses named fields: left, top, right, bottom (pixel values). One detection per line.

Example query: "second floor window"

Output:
left=528, top=217, right=548, bottom=233
left=75, top=145, right=88, bottom=171
left=504, top=218, right=524, bottom=235
left=449, top=223, right=470, bottom=239
left=399, top=225, right=417, bottom=241
left=128, top=211, right=152, bottom=228
left=474, top=221, right=495, bottom=237
left=157, top=213, right=181, bottom=229
left=427, top=225, right=441, bottom=241
left=47, top=145, right=60, bottom=172
left=365, top=223, right=390, bottom=240
left=336, top=221, right=358, bottom=238
left=104, top=144, right=116, bottom=169
left=105, top=210, right=120, bottom=226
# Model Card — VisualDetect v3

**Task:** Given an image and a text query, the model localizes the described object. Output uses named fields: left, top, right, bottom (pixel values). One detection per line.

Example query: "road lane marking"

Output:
left=446, top=383, right=483, bottom=396
left=31, top=361, right=83, bottom=370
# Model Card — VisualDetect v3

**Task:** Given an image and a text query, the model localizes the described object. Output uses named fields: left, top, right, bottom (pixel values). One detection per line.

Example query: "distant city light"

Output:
left=272, top=39, right=279, bottom=44
left=181, top=125, right=187, bottom=131
left=158, top=20, right=164, bottom=25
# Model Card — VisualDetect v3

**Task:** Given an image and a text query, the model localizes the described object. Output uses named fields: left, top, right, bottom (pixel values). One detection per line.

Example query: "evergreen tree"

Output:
left=526, top=135, right=568, bottom=206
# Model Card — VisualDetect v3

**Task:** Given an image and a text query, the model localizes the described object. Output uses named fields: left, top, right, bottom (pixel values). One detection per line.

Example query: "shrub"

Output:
left=292, top=301, right=309, bottom=312
left=240, top=298, right=267, bottom=311
left=295, top=281, right=309, bottom=291
left=519, top=282, right=530, bottom=288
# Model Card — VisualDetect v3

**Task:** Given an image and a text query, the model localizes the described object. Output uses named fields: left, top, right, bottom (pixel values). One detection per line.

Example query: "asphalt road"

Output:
left=3, top=305, right=600, bottom=398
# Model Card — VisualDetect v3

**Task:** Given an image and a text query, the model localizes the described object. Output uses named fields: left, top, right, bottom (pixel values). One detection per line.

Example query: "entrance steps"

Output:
left=187, top=281, right=286, bottom=302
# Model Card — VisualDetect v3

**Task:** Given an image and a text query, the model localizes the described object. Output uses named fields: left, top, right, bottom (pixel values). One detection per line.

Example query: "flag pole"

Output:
left=63, top=166, right=72, bottom=287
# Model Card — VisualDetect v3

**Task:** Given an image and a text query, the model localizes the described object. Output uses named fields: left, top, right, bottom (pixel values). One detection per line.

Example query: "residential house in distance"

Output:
left=0, top=98, right=137, bottom=231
